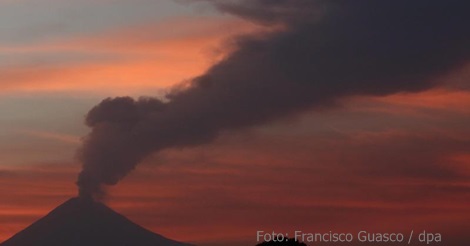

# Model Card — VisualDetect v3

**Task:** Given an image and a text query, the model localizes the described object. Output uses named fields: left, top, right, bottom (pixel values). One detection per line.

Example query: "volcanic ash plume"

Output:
left=76, top=0, right=470, bottom=199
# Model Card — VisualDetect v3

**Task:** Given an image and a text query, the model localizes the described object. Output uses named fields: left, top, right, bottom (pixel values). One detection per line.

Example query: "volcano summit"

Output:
left=0, top=197, right=192, bottom=246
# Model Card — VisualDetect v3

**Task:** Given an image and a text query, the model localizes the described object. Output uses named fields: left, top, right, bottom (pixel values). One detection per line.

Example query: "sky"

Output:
left=0, top=0, right=469, bottom=246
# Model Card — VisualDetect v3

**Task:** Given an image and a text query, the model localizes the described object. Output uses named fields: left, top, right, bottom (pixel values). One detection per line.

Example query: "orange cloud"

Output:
left=14, top=128, right=80, bottom=145
left=0, top=16, right=262, bottom=96
left=375, top=89, right=470, bottom=113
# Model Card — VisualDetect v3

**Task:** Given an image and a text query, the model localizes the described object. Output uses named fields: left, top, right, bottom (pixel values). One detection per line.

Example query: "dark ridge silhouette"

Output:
left=0, top=197, right=192, bottom=246
left=256, top=238, right=307, bottom=246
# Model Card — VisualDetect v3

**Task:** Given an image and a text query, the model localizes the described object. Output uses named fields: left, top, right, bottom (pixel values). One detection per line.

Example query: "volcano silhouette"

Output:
left=0, top=197, right=193, bottom=246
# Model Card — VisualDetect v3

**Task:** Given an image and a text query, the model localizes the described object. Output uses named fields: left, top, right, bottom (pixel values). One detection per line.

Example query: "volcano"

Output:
left=0, top=197, right=193, bottom=246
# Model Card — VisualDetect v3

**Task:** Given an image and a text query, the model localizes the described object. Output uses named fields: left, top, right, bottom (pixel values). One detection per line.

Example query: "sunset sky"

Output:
left=0, top=1, right=469, bottom=246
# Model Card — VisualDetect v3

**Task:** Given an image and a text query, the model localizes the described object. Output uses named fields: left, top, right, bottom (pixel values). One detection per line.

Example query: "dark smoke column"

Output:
left=77, top=0, right=470, bottom=199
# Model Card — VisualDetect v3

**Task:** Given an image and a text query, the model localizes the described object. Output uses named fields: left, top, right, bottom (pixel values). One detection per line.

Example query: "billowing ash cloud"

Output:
left=77, top=0, right=470, bottom=198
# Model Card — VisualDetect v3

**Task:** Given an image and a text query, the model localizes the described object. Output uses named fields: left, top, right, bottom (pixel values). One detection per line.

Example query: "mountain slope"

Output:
left=1, top=197, right=193, bottom=246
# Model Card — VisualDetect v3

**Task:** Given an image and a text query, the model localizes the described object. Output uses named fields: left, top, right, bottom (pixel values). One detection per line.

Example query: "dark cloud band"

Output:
left=77, top=0, right=470, bottom=198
